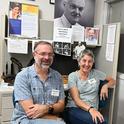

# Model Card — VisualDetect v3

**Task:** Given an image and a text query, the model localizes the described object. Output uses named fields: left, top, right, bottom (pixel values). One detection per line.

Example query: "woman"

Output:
left=66, top=49, right=115, bottom=124
left=9, top=3, right=21, bottom=19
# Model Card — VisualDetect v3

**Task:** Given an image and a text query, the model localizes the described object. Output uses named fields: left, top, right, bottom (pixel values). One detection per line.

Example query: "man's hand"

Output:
left=26, top=104, right=48, bottom=119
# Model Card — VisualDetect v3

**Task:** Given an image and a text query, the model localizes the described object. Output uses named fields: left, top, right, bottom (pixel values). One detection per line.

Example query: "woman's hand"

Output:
left=89, top=107, right=104, bottom=124
left=100, top=84, right=108, bottom=100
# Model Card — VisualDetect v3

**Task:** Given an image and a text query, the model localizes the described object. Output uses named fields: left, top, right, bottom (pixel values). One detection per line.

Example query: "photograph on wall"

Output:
left=73, top=41, right=86, bottom=59
left=8, top=2, right=38, bottom=38
left=54, top=0, right=95, bottom=28
left=63, top=42, right=71, bottom=49
left=85, top=27, right=100, bottom=45
left=62, top=42, right=71, bottom=56
left=54, top=48, right=63, bottom=54
left=53, top=41, right=71, bottom=56
left=9, top=2, right=22, bottom=20
left=9, top=2, right=22, bottom=36
left=63, top=49, right=71, bottom=56
left=54, top=42, right=63, bottom=48
left=53, top=42, right=63, bottom=55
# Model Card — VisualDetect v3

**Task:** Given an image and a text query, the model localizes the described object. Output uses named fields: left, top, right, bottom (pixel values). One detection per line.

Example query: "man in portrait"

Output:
left=54, top=0, right=95, bottom=28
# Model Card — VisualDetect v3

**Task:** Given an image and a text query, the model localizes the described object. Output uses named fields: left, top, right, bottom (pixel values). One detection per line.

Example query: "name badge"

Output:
left=88, top=78, right=96, bottom=84
left=51, top=89, right=59, bottom=96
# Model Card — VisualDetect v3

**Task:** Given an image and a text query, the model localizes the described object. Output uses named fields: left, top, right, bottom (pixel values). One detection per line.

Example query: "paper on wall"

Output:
left=105, top=44, right=114, bottom=62
left=8, top=38, right=28, bottom=54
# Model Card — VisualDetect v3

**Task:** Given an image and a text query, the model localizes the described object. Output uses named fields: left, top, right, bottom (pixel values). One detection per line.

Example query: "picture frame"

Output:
left=50, top=0, right=55, bottom=4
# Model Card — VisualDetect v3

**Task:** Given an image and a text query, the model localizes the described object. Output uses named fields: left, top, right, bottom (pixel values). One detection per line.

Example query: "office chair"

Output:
left=12, top=91, right=16, bottom=108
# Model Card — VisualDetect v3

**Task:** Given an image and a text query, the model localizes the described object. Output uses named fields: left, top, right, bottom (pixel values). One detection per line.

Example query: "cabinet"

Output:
left=0, top=87, right=14, bottom=124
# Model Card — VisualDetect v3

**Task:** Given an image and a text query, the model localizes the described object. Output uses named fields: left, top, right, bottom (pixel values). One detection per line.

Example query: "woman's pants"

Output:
left=64, top=107, right=107, bottom=124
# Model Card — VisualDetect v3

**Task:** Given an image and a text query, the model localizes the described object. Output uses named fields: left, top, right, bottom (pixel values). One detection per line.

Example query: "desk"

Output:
left=0, top=87, right=14, bottom=124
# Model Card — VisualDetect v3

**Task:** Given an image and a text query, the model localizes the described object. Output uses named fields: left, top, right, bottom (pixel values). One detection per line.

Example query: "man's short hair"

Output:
left=33, top=41, right=53, bottom=51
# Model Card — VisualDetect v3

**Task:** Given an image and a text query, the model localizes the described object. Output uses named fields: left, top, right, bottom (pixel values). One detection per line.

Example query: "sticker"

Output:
left=51, top=89, right=59, bottom=96
left=88, top=78, right=96, bottom=84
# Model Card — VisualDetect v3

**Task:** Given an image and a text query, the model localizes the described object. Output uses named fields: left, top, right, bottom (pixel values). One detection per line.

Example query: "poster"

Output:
left=54, top=0, right=95, bottom=28
left=8, top=38, right=28, bottom=54
left=8, top=2, right=38, bottom=38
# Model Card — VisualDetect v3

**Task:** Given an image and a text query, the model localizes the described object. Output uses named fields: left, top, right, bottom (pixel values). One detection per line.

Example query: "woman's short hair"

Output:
left=77, top=49, right=95, bottom=62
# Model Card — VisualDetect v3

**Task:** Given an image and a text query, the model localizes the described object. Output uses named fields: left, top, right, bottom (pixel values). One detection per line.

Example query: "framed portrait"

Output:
left=8, top=2, right=39, bottom=38
left=85, top=27, right=100, bottom=45
left=50, top=0, right=55, bottom=4
left=54, top=0, right=95, bottom=27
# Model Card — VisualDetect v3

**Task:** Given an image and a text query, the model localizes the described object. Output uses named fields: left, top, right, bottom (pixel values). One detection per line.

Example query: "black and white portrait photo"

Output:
left=53, top=42, right=63, bottom=48
left=63, top=42, right=71, bottom=49
left=53, top=41, right=71, bottom=56
left=54, top=0, right=95, bottom=28
left=63, top=49, right=71, bottom=56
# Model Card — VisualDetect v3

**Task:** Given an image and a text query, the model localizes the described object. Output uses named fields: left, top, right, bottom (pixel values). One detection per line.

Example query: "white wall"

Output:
left=94, top=0, right=109, bottom=25
left=109, top=1, right=124, bottom=33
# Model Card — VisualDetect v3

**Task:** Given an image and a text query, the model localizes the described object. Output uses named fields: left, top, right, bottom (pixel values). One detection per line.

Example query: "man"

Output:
left=54, top=0, right=85, bottom=28
left=12, top=41, right=65, bottom=124
left=85, top=28, right=98, bottom=45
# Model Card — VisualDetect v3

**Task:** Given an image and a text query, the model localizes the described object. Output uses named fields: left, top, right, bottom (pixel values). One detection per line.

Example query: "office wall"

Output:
left=108, top=1, right=124, bottom=72
left=0, top=0, right=108, bottom=76
left=0, top=0, right=108, bottom=23
left=109, top=1, right=124, bottom=33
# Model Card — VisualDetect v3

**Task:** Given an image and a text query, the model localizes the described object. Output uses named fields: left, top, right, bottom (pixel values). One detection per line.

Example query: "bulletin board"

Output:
left=8, top=2, right=39, bottom=38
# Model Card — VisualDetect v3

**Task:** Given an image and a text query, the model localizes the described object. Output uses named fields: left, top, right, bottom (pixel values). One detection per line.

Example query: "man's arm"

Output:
left=50, top=99, right=65, bottom=114
left=19, top=99, right=33, bottom=112
left=19, top=99, right=48, bottom=119
left=19, top=98, right=65, bottom=119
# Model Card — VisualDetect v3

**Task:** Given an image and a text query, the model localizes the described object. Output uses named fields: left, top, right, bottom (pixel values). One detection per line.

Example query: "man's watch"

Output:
left=48, top=104, right=54, bottom=114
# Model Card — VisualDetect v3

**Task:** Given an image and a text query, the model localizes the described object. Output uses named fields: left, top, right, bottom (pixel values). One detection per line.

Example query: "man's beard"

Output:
left=34, top=57, right=51, bottom=69
left=40, top=63, right=50, bottom=70
left=40, top=59, right=53, bottom=70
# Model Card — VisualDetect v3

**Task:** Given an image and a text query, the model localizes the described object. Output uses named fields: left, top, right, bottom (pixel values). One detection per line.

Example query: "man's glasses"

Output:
left=69, top=4, right=84, bottom=12
left=35, top=51, right=54, bottom=58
